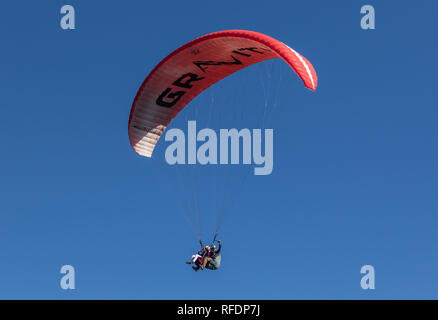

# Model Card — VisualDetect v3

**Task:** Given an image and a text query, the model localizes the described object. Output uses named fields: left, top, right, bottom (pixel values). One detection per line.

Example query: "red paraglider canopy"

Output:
left=128, top=30, right=318, bottom=157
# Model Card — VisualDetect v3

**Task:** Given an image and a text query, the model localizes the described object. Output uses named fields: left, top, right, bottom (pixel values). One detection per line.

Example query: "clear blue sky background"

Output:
left=1, top=0, right=437, bottom=299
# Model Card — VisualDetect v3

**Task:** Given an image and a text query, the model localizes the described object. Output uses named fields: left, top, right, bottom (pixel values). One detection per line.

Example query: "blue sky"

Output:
left=0, top=0, right=437, bottom=299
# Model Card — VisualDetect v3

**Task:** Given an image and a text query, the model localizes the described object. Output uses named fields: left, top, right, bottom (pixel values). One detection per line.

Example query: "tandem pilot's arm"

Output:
left=216, top=240, right=222, bottom=254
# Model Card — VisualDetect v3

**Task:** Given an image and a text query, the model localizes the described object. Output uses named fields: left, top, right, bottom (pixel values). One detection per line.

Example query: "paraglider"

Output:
left=128, top=30, right=318, bottom=270
left=186, top=238, right=222, bottom=271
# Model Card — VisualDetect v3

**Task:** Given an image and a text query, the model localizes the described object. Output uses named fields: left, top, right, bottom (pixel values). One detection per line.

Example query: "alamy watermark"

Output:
left=360, top=264, right=375, bottom=290
left=164, top=121, right=273, bottom=176
left=60, top=264, right=75, bottom=290
left=361, top=5, right=376, bottom=30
